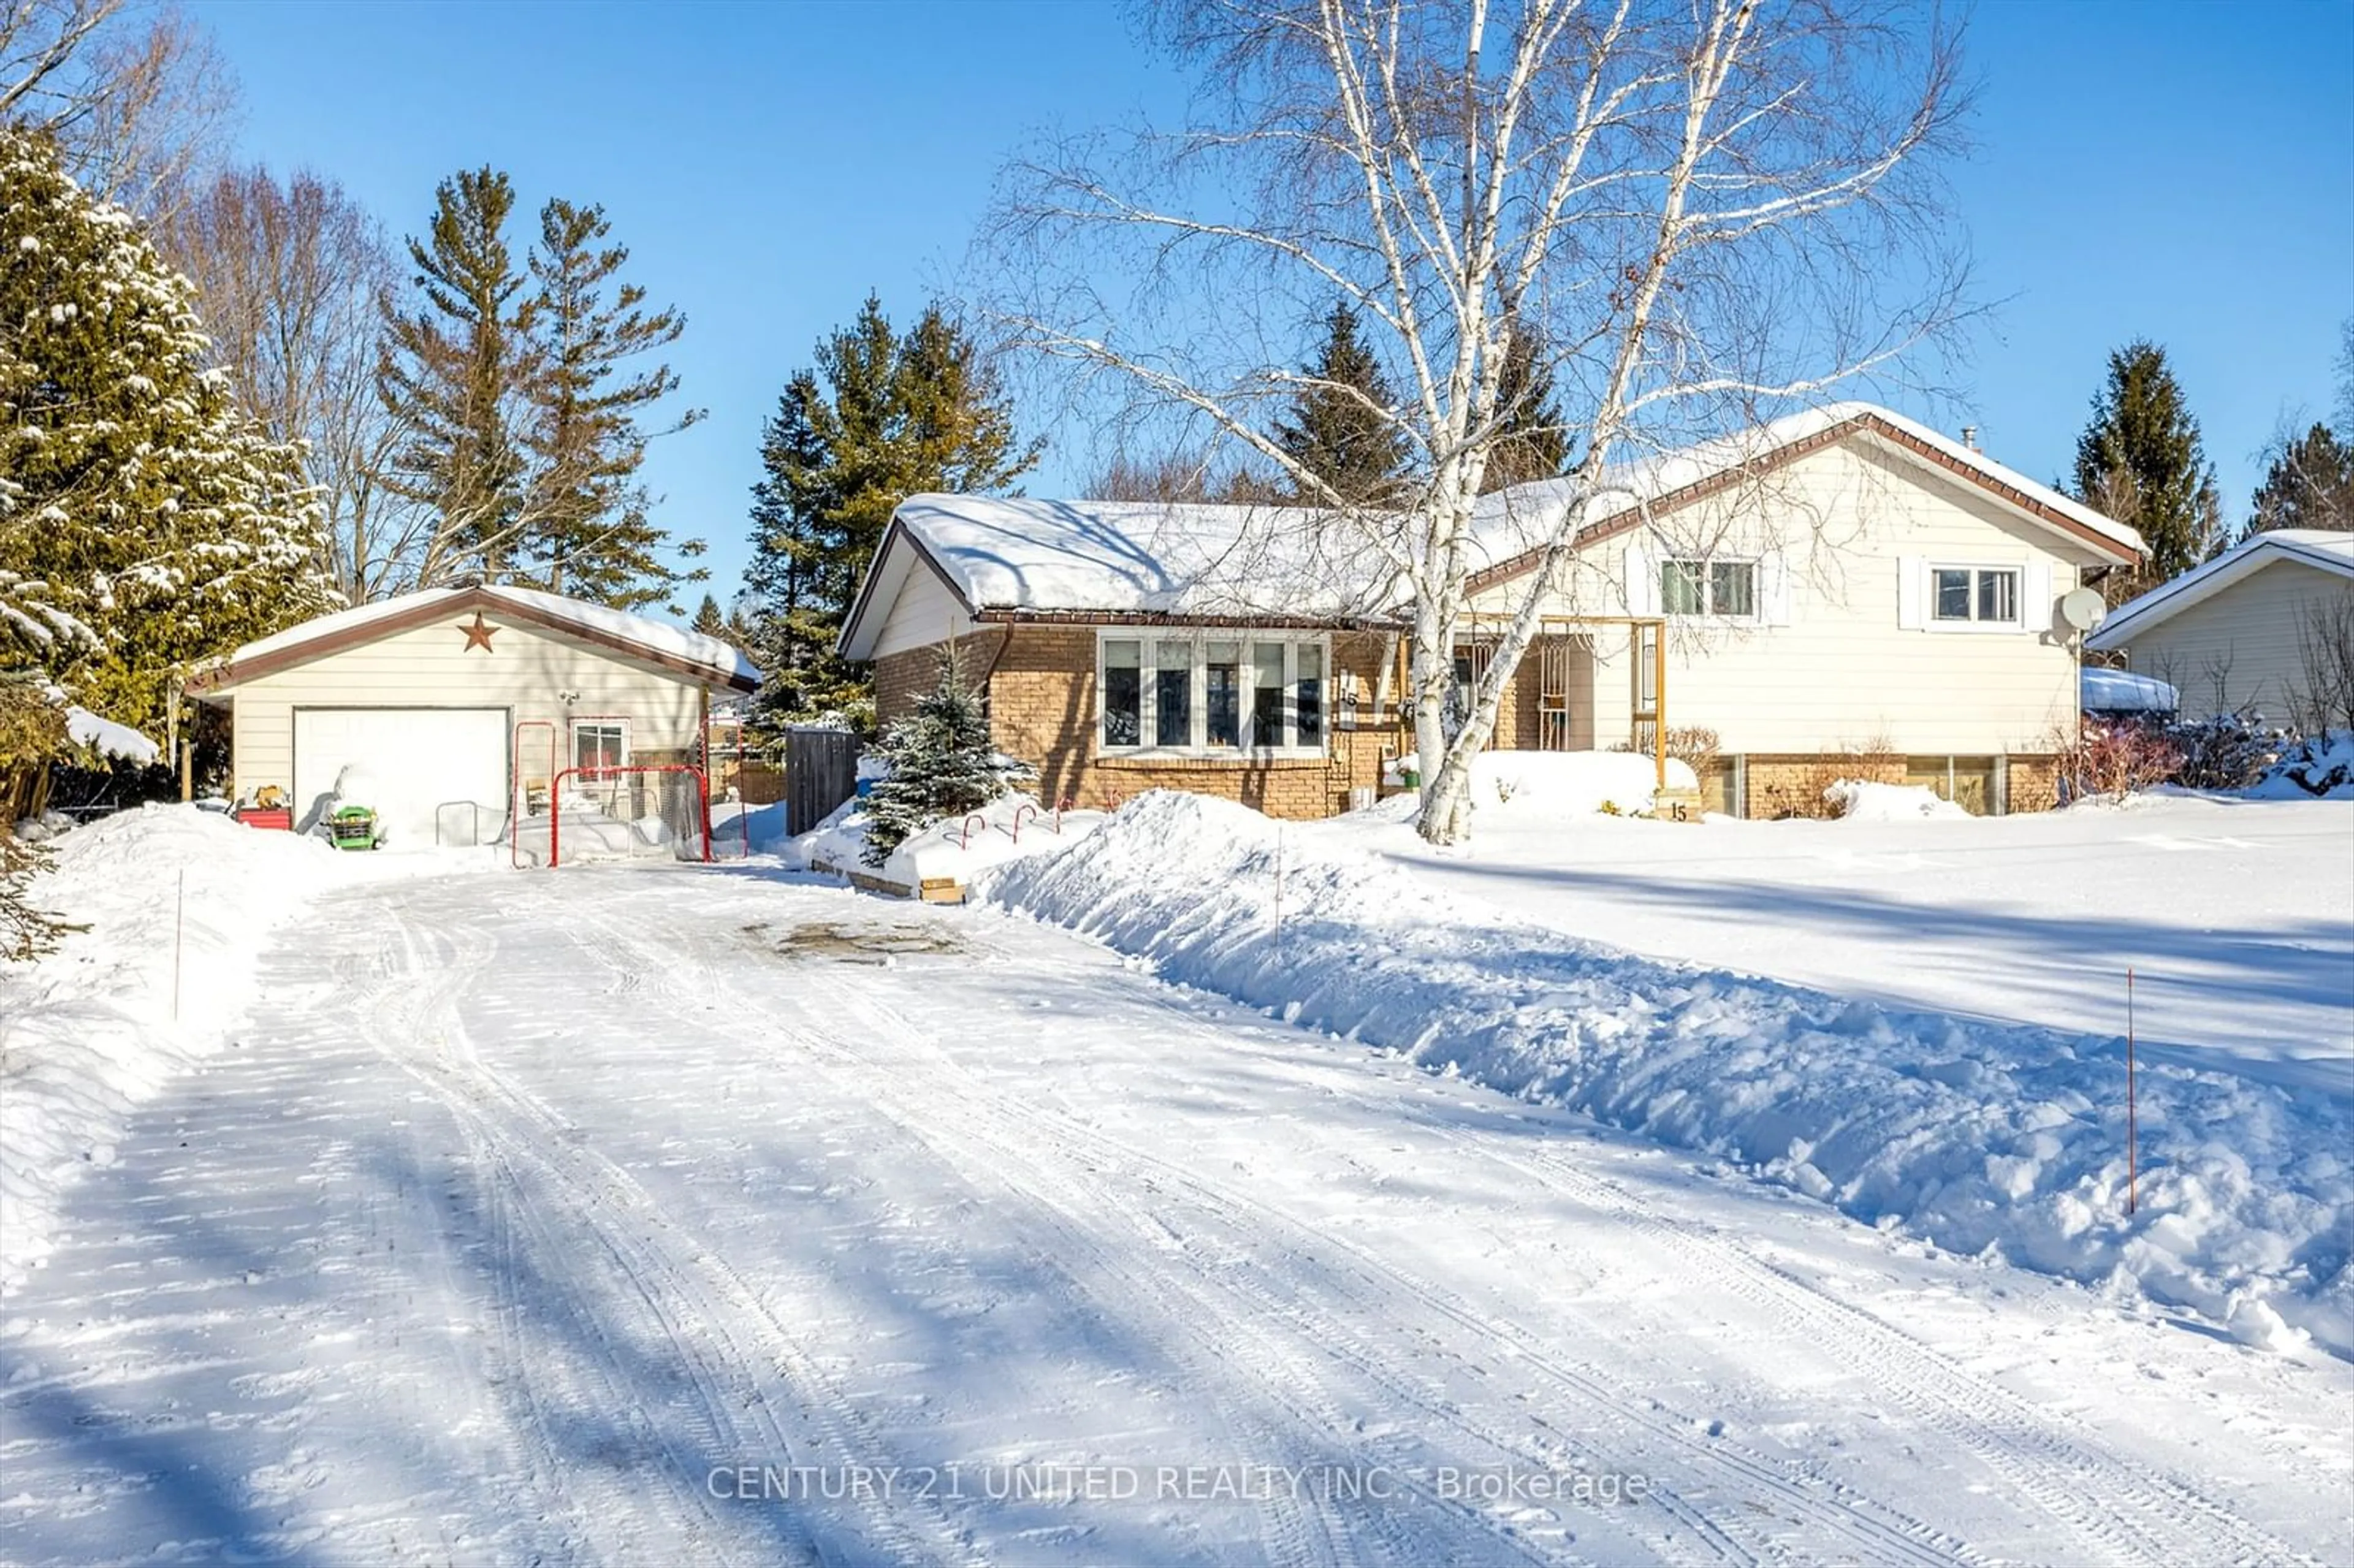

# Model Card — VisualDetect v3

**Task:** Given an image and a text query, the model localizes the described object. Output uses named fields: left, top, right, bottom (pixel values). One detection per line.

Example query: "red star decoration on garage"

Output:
left=459, top=612, right=499, bottom=652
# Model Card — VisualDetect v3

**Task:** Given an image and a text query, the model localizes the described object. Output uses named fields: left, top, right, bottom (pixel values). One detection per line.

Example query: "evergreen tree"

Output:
left=1, top=128, right=335, bottom=734
left=1479, top=316, right=1569, bottom=493
left=523, top=196, right=704, bottom=607
left=376, top=167, right=535, bottom=580
left=2069, top=340, right=2223, bottom=585
left=1271, top=301, right=1407, bottom=504
left=2247, top=422, right=2354, bottom=536
left=743, top=296, right=1039, bottom=727
left=689, top=592, right=731, bottom=641
left=859, top=650, right=1002, bottom=866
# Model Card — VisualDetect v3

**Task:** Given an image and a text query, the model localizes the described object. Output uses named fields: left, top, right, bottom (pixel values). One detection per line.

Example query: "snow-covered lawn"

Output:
left=1341, top=791, right=2354, bottom=1090
left=1, top=809, right=2347, bottom=1563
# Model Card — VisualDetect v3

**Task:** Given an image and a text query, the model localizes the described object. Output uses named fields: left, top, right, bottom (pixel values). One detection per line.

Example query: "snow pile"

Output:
left=63, top=706, right=158, bottom=764
left=1824, top=778, right=1971, bottom=821
left=802, top=791, right=1108, bottom=891
left=1385, top=750, right=1699, bottom=817
left=0, top=807, right=472, bottom=1291
left=2245, top=731, right=2354, bottom=801
left=981, top=793, right=2352, bottom=1356
left=1469, top=749, right=1699, bottom=817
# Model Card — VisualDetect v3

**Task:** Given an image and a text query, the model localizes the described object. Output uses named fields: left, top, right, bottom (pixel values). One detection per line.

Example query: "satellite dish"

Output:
left=2057, top=586, right=2107, bottom=633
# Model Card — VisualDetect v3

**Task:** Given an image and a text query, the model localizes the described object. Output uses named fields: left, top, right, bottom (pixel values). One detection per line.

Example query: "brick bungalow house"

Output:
left=837, top=403, right=2144, bottom=819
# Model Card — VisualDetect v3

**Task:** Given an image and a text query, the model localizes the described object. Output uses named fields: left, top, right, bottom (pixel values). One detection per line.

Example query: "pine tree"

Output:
left=2069, top=341, right=2223, bottom=586
left=523, top=197, right=704, bottom=607
left=689, top=592, right=731, bottom=641
left=376, top=167, right=535, bottom=581
left=1272, top=301, right=1407, bottom=504
left=1, top=128, right=335, bottom=735
left=2247, top=422, right=2354, bottom=536
left=743, top=296, right=1039, bottom=728
left=859, top=649, right=1002, bottom=866
left=1479, top=316, right=1569, bottom=493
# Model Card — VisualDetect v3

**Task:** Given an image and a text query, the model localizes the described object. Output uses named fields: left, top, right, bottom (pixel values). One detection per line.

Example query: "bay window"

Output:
left=1099, top=631, right=1333, bottom=755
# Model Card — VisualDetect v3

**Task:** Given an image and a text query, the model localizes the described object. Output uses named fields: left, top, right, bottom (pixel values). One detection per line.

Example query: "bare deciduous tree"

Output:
left=2293, top=593, right=2354, bottom=735
left=2, top=0, right=234, bottom=219
left=158, top=166, right=429, bottom=602
left=989, top=0, right=1968, bottom=842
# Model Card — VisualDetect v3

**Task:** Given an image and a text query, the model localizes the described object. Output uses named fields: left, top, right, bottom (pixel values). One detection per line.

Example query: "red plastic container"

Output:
left=234, top=807, right=293, bottom=831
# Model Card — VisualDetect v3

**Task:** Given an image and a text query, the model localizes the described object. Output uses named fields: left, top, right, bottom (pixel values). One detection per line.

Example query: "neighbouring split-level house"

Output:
left=837, top=403, right=2145, bottom=820
left=2085, top=528, right=2354, bottom=723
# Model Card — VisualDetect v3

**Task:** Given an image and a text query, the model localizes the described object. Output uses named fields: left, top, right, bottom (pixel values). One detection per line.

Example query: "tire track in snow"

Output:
left=569, top=888, right=1895, bottom=1567
left=795, top=956, right=1965, bottom=1568
left=344, top=900, right=970, bottom=1568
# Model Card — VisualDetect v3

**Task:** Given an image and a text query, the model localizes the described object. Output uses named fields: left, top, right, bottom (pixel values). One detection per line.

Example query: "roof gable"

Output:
left=1466, top=405, right=2143, bottom=593
left=188, top=585, right=760, bottom=696
left=2087, top=529, right=2354, bottom=650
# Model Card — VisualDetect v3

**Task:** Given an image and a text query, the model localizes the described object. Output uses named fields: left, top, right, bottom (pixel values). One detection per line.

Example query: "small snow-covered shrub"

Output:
left=2257, top=730, right=2354, bottom=798
left=2166, top=713, right=2285, bottom=791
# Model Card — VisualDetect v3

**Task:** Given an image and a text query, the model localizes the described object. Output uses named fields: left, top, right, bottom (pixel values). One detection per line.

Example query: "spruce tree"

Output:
left=2247, top=422, right=2353, bottom=535
left=1479, top=316, right=1569, bottom=493
left=690, top=592, right=731, bottom=641
left=524, top=197, right=704, bottom=607
left=859, top=650, right=1002, bottom=866
left=743, top=296, right=1039, bottom=728
left=1, top=128, right=335, bottom=734
left=2069, top=341, right=2223, bottom=585
left=1272, top=301, right=1407, bottom=504
left=376, top=167, right=535, bottom=580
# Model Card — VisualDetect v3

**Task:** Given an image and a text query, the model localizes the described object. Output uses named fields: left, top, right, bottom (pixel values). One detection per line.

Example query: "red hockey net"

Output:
left=530, top=764, right=712, bottom=867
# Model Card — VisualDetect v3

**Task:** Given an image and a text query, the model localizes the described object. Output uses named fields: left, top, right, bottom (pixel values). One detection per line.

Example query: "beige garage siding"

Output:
left=1471, top=438, right=2112, bottom=756
left=229, top=617, right=708, bottom=802
left=2114, top=559, right=2350, bottom=720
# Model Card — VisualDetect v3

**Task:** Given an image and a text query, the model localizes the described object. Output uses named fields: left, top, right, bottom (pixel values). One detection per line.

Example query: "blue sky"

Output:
left=195, top=0, right=2352, bottom=608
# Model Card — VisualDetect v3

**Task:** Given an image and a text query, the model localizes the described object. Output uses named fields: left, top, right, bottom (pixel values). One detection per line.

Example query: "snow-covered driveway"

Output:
left=4, top=866, right=2345, bottom=1566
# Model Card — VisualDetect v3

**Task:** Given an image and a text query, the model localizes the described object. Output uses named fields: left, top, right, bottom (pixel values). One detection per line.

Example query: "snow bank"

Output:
left=2246, top=731, right=2354, bottom=801
left=1470, top=750, right=1699, bottom=818
left=1824, top=779, right=1970, bottom=821
left=1384, top=750, right=1699, bottom=817
left=801, top=791, right=1108, bottom=891
left=980, top=793, right=2352, bottom=1357
left=1, top=808, right=474, bottom=1292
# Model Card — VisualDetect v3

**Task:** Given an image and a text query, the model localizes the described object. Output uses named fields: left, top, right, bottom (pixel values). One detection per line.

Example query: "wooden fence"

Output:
left=785, top=726, right=859, bottom=837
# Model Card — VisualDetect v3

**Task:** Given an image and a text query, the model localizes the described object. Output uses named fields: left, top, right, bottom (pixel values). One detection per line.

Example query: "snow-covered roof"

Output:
left=841, top=403, right=2144, bottom=657
left=840, top=495, right=1402, bottom=658
left=2087, top=529, right=2354, bottom=651
left=191, top=584, right=760, bottom=695
left=1469, top=402, right=2145, bottom=577
left=2080, top=667, right=2179, bottom=715
left=64, top=706, right=159, bottom=764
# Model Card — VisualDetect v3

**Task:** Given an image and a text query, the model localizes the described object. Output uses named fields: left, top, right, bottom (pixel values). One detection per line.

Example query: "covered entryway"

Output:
left=292, top=707, right=509, bottom=848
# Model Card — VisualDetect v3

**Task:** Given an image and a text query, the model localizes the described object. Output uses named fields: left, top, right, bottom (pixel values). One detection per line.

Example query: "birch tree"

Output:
left=989, top=0, right=1966, bottom=843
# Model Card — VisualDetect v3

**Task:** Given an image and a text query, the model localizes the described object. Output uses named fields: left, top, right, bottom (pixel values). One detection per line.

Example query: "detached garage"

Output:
left=187, top=585, right=760, bottom=848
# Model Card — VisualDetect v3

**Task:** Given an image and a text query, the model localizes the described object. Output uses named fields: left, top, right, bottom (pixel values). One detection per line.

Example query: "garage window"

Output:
left=571, top=720, right=629, bottom=775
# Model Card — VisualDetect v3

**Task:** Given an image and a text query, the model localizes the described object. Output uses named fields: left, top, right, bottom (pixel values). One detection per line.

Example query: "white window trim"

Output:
left=1096, top=628, right=1332, bottom=759
left=1924, top=562, right=2026, bottom=634
left=568, top=717, right=632, bottom=771
left=1659, top=555, right=1763, bottom=623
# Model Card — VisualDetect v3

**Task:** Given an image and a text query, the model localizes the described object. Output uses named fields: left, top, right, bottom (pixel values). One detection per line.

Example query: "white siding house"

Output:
left=1466, top=416, right=2140, bottom=763
left=188, top=585, right=758, bottom=847
left=2085, top=529, right=2354, bottom=721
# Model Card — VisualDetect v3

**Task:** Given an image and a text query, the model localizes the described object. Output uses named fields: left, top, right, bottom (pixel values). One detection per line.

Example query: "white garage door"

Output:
left=292, top=708, right=509, bottom=849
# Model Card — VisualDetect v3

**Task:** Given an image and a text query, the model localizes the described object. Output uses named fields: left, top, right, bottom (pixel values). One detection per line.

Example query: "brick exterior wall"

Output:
left=872, top=629, right=1010, bottom=731
left=977, top=624, right=1397, bottom=820
left=2005, top=756, right=2062, bottom=814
